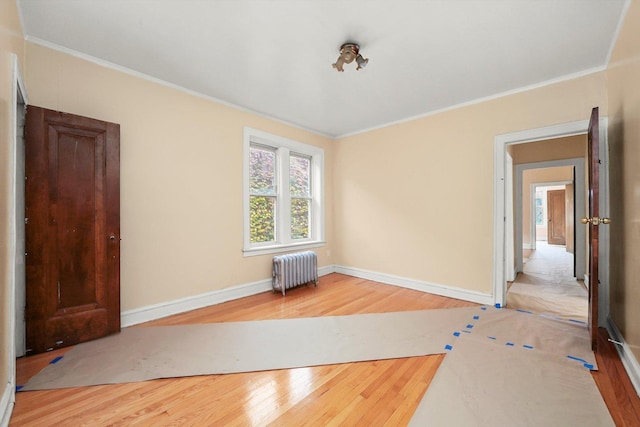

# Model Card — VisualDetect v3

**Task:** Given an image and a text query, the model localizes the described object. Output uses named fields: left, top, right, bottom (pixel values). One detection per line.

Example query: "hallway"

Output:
left=507, top=241, right=588, bottom=322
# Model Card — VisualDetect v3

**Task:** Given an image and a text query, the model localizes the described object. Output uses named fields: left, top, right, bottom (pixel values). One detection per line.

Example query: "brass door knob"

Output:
left=581, top=217, right=611, bottom=226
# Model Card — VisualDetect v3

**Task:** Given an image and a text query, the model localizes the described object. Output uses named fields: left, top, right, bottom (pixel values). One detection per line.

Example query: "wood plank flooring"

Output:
left=11, top=273, right=640, bottom=426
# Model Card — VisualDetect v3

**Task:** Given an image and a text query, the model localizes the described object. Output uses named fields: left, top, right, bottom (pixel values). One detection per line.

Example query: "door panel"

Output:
left=547, top=189, right=566, bottom=245
left=25, top=106, right=120, bottom=355
left=587, top=107, right=599, bottom=351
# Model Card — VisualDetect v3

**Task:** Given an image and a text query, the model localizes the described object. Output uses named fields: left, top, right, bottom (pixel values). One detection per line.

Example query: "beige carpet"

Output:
left=20, top=306, right=612, bottom=425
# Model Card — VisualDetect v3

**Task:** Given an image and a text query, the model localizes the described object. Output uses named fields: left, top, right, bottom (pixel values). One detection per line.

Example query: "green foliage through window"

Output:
left=249, top=147, right=276, bottom=195
left=250, top=196, right=275, bottom=243
left=290, top=155, right=310, bottom=197
left=249, top=145, right=277, bottom=243
left=291, top=198, right=310, bottom=239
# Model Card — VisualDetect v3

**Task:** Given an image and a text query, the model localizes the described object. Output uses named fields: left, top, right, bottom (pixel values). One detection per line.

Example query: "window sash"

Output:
left=243, top=127, right=324, bottom=256
left=249, top=195, right=277, bottom=244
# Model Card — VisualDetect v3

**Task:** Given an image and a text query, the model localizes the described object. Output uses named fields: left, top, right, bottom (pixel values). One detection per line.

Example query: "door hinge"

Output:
left=24, top=217, right=29, bottom=224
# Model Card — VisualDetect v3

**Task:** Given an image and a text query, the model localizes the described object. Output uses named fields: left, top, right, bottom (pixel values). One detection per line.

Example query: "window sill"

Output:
left=243, top=241, right=326, bottom=257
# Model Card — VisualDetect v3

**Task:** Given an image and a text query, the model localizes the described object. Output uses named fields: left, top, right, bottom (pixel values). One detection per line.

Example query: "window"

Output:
left=243, top=127, right=324, bottom=256
left=535, top=196, right=544, bottom=225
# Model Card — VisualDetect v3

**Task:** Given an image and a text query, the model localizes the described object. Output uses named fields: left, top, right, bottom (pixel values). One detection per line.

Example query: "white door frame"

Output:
left=3, top=53, right=28, bottom=427
left=493, top=117, right=610, bottom=324
left=505, top=152, right=515, bottom=282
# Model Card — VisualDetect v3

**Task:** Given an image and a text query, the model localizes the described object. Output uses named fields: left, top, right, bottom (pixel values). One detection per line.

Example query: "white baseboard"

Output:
left=120, top=264, right=493, bottom=327
left=334, top=265, right=494, bottom=306
left=0, top=383, right=14, bottom=427
left=121, top=265, right=337, bottom=327
left=523, top=243, right=533, bottom=250
left=606, top=317, right=640, bottom=398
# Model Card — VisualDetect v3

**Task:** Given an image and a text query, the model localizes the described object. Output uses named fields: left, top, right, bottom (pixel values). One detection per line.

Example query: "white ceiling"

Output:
left=18, top=0, right=627, bottom=138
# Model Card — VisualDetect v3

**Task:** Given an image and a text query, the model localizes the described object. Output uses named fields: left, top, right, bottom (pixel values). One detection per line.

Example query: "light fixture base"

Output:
left=333, top=43, right=368, bottom=72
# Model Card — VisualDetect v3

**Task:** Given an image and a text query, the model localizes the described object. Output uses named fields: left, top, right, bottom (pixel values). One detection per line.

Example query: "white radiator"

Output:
left=272, top=251, right=318, bottom=295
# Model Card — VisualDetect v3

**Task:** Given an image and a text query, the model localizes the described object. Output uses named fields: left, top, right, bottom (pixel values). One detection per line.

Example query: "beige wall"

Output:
left=521, top=167, right=573, bottom=246
left=334, top=73, right=606, bottom=294
left=607, top=0, right=640, bottom=361
left=0, top=0, right=24, bottom=66
left=0, top=0, right=24, bottom=405
left=510, top=134, right=586, bottom=165
left=24, top=42, right=335, bottom=311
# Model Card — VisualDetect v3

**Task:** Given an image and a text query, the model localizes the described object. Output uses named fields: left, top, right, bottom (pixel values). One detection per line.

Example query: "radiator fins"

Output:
left=272, top=251, right=318, bottom=295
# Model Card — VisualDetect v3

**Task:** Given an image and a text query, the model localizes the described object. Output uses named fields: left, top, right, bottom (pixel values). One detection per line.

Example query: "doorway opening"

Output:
left=508, top=166, right=587, bottom=321
left=493, top=117, right=610, bottom=326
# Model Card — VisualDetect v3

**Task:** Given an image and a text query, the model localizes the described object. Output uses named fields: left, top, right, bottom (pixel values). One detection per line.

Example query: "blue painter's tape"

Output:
left=16, top=385, right=23, bottom=392
left=466, top=324, right=474, bottom=329
left=50, top=356, right=63, bottom=364
left=506, top=342, right=515, bottom=346
left=523, top=345, right=534, bottom=349
left=445, top=344, right=453, bottom=351
left=453, top=331, right=461, bottom=337
left=495, top=303, right=502, bottom=309
left=567, top=355, right=588, bottom=364
left=488, top=336, right=497, bottom=340
left=584, top=363, right=594, bottom=370
left=473, top=315, right=480, bottom=320
left=516, top=309, right=533, bottom=314
left=481, top=307, right=487, bottom=311
left=569, top=319, right=588, bottom=325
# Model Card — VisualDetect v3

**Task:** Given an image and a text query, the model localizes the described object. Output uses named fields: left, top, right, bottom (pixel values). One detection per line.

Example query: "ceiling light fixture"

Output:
left=332, top=43, right=368, bottom=72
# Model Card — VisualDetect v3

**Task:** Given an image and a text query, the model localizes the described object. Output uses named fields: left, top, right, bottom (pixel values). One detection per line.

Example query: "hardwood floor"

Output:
left=11, top=274, right=640, bottom=426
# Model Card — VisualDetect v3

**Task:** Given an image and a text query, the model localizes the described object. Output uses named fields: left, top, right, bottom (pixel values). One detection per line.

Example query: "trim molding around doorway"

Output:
left=3, top=53, right=29, bottom=427
left=493, top=117, right=610, bottom=322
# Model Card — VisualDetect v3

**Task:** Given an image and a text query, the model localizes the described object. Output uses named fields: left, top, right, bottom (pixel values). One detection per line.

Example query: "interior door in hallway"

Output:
left=547, top=189, right=566, bottom=245
left=586, top=107, right=600, bottom=351
left=25, top=106, right=121, bottom=355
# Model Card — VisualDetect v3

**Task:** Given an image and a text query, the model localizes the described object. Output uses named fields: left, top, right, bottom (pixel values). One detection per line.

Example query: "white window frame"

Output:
left=243, top=127, right=325, bottom=256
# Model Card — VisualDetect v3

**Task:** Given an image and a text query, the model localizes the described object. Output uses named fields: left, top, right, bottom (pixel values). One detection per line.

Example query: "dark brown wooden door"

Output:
left=547, top=189, right=566, bottom=245
left=587, top=107, right=599, bottom=351
left=25, top=106, right=120, bottom=355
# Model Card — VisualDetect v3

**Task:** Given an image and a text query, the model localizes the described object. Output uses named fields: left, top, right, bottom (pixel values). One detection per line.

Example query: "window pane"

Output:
left=250, top=196, right=276, bottom=243
left=291, top=198, right=310, bottom=239
left=290, top=155, right=310, bottom=197
left=250, top=146, right=276, bottom=195
left=535, top=197, right=543, bottom=225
